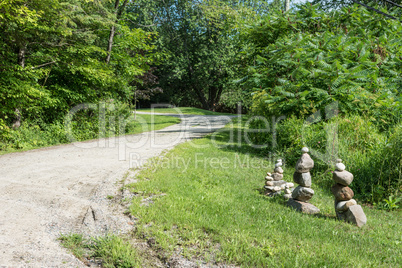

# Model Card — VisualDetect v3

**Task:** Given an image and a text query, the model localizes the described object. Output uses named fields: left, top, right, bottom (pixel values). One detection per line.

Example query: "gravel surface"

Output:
left=0, top=113, right=234, bottom=267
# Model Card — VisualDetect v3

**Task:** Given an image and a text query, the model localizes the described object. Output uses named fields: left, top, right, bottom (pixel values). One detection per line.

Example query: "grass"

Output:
left=59, top=234, right=141, bottom=268
left=137, top=107, right=234, bottom=115
left=126, top=117, right=402, bottom=267
left=0, top=113, right=180, bottom=155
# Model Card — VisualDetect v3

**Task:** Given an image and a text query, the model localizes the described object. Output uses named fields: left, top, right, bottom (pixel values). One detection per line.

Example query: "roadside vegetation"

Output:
left=0, top=108, right=180, bottom=154
left=59, top=234, right=141, bottom=268
left=126, top=117, right=401, bottom=267
left=2, top=0, right=402, bottom=266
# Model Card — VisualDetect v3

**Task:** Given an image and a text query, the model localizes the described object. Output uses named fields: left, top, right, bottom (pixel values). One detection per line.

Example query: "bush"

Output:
left=0, top=100, right=135, bottom=152
left=248, top=115, right=401, bottom=204
left=240, top=3, right=401, bottom=131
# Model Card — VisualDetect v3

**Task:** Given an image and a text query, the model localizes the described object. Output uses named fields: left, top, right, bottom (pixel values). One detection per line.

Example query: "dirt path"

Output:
left=0, top=113, right=234, bottom=267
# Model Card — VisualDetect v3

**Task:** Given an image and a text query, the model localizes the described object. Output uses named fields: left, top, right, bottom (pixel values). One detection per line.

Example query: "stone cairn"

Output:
left=331, top=159, right=367, bottom=227
left=264, top=159, right=294, bottom=197
left=287, top=147, right=320, bottom=214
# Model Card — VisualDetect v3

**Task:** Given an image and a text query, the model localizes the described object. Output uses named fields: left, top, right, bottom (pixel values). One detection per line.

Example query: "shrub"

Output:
left=247, top=115, right=400, bottom=203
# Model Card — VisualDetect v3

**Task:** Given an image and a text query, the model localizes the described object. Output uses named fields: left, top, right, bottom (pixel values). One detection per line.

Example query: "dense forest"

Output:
left=0, top=0, right=401, bottom=203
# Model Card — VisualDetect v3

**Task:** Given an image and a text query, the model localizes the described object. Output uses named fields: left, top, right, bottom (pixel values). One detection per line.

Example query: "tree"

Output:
left=0, top=0, right=157, bottom=128
left=128, top=0, right=244, bottom=110
left=313, top=0, right=402, bottom=10
left=239, top=3, right=401, bottom=128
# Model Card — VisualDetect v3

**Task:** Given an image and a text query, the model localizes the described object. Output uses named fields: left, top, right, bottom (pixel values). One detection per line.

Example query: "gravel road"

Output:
left=0, top=113, right=234, bottom=267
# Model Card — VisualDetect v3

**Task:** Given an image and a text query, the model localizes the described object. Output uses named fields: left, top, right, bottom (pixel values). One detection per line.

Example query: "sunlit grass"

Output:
left=127, top=117, right=402, bottom=267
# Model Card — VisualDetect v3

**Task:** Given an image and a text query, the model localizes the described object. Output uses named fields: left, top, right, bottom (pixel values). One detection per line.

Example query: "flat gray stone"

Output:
left=335, top=199, right=357, bottom=212
left=274, top=167, right=284, bottom=174
left=265, top=181, right=274, bottom=186
left=344, top=205, right=367, bottom=227
left=293, top=171, right=312, bottom=187
left=264, top=186, right=281, bottom=192
left=286, top=182, right=294, bottom=188
left=287, top=198, right=320, bottom=214
left=283, top=194, right=291, bottom=200
left=292, top=186, right=314, bottom=202
left=275, top=162, right=282, bottom=168
left=270, top=180, right=287, bottom=187
left=333, top=170, right=353, bottom=186
left=295, top=153, right=314, bottom=173
left=272, top=173, right=284, bottom=181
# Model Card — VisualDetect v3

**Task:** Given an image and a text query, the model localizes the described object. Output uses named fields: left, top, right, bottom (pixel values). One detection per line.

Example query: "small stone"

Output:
left=295, top=153, right=314, bottom=173
left=293, top=172, right=312, bottom=187
left=331, top=184, right=354, bottom=201
left=287, top=198, right=320, bottom=214
left=336, top=159, right=342, bottom=163
left=292, top=186, right=314, bottom=202
left=335, top=199, right=357, bottom=212
left=264, top=186, right=275, bottom=191
left=283, top=194, right=292, bottom=200
left=286, top=182, right=294, bottom=188
left=276, top=159, right=282, bottom=163
left=301, top=147, right=309, bottom=153
left=333, top=170, right=353, bottom=186
left=269, top=180, right=286, bottom=187
left=265, top=176, right=273, bottom=181
left=280, top=184, right=287, bottom=190
left=272, top=173, right=284, bottom=181
left=335, top=163, right=346, bottom=171
left=273, top=186, right=281, bottom=192
left=344, top=205, right=367, bottom=227
left=265, top=181, right=274, bottom=186
left=275, top=162, right=282, bottom=168
left=274, top=167, right=284, bottom=174
left=267, top=172, right=272, bottom=176
left=284, top=189, right=292, bottom=194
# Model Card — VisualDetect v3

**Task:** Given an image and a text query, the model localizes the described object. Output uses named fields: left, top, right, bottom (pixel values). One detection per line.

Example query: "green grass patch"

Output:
left=0, top=114, right=180, bottom=155
left=137, top=107, right=233, bottom=115
left=59, top=234, right=141, bottom=268
left=127, top=117, right=402, bottom=267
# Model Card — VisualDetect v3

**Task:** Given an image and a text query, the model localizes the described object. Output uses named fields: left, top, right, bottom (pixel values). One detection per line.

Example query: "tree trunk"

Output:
left=193, top=86, right=210, bottom=110
left=14, top=45, right=26, bottom=129
left=105, top=0, right=129, bottom=64
left=207, top=85, right=224, bottom=112
left=284, top=0, right=290, bottom=12
left=18, top=45, right=26, bottom=68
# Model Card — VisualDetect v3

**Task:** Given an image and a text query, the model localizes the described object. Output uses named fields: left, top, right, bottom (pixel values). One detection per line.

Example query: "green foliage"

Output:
left=59, top=234, right=140, bottom=268
left=59, top=233, right=86, bottom=260
left=130, top=0, right=275, bottom=110
left=90, top=236, right=140, bottom=268
left=381, top=194, right=401, bottom=211
left=247, top=114, right=402, bottom=203
left=127, top=118, right=402, bottom=267
left=241, top=3, right=401, bottom=129
left=0, top=0, right=157, bottom=135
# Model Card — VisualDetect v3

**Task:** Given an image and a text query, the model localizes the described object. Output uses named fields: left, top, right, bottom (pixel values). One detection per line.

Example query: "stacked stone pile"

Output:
left=331, top=159, right=367, bottom=227
left=264, top=159, right=294, bottom=196
left=292, top=147, right=314, bottom=202
left=287, top=147, right=320, bottom=214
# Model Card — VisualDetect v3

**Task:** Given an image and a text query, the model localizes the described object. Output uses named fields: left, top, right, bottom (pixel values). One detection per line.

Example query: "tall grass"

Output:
left=248, top=115, right=402, bottom=205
